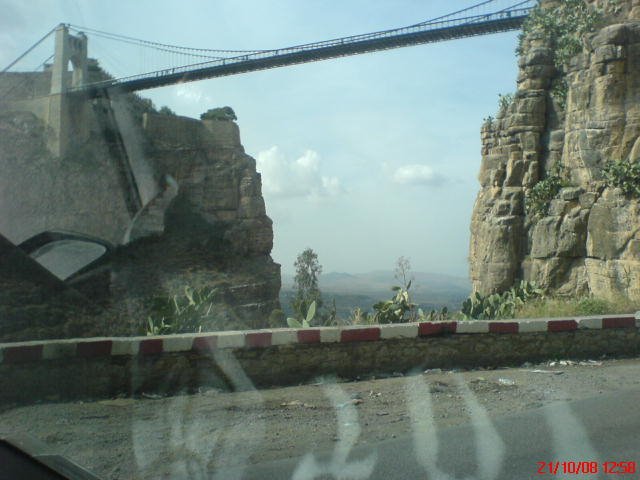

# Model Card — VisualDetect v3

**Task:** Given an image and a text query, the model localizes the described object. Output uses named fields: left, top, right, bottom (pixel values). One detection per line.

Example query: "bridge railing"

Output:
left=73, top=4, right=534, bottom=92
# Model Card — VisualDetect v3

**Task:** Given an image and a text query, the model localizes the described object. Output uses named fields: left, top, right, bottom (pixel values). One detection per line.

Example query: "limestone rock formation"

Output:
left=0, top=70, right=281, bottom=340
left=469, top=0, right=640, bottom=302
left=101, top=111, right=281, bottom=335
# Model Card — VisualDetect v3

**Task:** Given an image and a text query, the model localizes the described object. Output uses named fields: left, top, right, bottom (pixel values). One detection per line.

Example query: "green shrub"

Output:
left=372, top=282, right=416, bottom=324
left=200, top=106, right=237, bottom=121
left=461, top=281, right=544, bottom=320
left=515, top=294, right=639, bottom=319
left=287, top=300, right=316, bottom=328
left=551, top=77, right=569, bottom=110
left=370, top=261, right=452, bottom=324
left=418, top=306, right=450, bottom=322
left=525, top=165, right=569, bottom=219
left=129, top=95, right=157, bottom=124
left=146, top=286, right=216, bottom=335
left=498, top=93, right=514, bottom=116
left=346, top=303, right=449, bottom=326
left=158, top=106, right=176, bottom=116
left=349, top=307, right=376, bottom=326
left=603, top=159, right=640, bottom=197
left=321, top=298, right=338, bottom=326
left=574, top=297, right=612, bottom=316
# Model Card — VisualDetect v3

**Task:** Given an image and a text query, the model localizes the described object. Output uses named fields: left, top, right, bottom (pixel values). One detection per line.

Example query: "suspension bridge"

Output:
left=0, top=0, right=537, bottom=156
left=2, top=0, right=536, bottom=99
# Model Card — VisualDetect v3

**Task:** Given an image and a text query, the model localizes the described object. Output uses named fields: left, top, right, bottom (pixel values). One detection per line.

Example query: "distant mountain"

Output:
left=282, top=270, right=470, bottom=294
left=280, top=270, right=471, bottom=318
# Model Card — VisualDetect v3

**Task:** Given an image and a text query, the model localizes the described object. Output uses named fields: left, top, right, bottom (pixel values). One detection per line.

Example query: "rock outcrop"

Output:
left=0, top=69, right=281, bottom=340
left=470, top=0, right=640, bottom=302
left=99, top=111, right=281, bottom=335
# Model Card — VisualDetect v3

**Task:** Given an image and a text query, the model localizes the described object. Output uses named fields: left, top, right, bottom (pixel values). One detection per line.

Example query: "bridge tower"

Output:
left=48, top=24, right=88, bottom=156
left=50, top=24, right=88, bottom=94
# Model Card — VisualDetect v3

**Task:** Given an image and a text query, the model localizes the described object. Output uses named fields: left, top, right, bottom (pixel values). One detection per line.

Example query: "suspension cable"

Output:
left=492, top=0, right=537, bottom=14
left=0, top=53, right=55, bottom=100
left=461, top=0, right=535, bottom=25
left=1, top=25, right=57, bottom=74
left=69, top=0, right=534, bottom=66
left=407, top=0, right=497, bottom=28
left=3, top=0, right=535, bottom=93
left=81, top=30, right=227, bottom=60
left=68, top=24, right=270, bottom=55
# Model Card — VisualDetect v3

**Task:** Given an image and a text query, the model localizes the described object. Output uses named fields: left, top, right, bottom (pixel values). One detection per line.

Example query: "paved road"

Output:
left=217, top=388, right=640, bottom=480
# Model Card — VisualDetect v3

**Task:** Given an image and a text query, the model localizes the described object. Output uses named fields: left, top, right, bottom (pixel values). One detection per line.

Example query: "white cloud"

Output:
left=321, top=176, right=343, bottom=197
left=392, top=164, right=446, bottom=187
left=175, top=85, right=213, bottom=105
left=256, top=146, right=344, bottom=199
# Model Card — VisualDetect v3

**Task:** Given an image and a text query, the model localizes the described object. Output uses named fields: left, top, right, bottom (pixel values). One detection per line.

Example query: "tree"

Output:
left=390, top=256, right=417, bottom=322
left=158, top=105, right=175, bottom=116
left=292, top=248, right=323, bottom=318
left=394, top=256, right=413, bottom=291
left=200, top=106, right=237, bottom=121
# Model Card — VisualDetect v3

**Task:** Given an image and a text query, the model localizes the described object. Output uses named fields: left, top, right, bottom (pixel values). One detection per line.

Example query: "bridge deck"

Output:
left=78, top=12, right=528, bottom=97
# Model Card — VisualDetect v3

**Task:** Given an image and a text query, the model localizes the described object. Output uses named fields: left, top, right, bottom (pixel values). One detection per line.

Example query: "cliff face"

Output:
left=469, top=0, right=640, bottom=302
left=101, top=112, right=281, bottom=335
left=0, top=77, right=281, bottom=340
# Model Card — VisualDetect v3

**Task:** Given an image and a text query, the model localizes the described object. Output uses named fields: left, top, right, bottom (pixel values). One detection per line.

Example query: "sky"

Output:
left=1, top=0, right=521, bottom=277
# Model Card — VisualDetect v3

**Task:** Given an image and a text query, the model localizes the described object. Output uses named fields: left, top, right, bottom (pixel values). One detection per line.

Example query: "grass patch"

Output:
left=514, top=295, right=639, bottom=319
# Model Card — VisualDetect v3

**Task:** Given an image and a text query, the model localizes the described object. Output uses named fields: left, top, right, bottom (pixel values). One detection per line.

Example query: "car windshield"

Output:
left=1, top=1, right=639, bottom=479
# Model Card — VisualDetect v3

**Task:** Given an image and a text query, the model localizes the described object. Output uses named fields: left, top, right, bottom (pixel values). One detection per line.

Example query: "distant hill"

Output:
left=280, top=270, right=471, bottom=319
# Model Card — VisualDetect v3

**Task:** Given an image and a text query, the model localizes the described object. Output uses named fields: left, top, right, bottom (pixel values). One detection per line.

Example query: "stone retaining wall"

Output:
left=1, top=315, right=639, bottom=405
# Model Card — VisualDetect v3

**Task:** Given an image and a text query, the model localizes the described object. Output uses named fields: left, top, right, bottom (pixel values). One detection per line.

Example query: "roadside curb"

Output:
left=2, top=314, right=638, bottom=404
left=1, top=314, right=638, bottom=365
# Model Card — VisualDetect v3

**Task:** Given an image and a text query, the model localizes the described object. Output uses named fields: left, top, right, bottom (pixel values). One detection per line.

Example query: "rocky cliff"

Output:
left=469, top=0, right=640, bottom=302
left=0, top=70, right=281, bottom=340
left=100, top=111, right=281, bottom=335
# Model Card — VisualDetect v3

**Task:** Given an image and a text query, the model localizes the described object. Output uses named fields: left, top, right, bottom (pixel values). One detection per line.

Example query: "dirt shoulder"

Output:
left=1, top=356, right=639, bottom=479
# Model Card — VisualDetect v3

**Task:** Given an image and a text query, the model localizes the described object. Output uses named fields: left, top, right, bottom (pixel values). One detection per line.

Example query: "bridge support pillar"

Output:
left=48, top=24, right=88, bottom=157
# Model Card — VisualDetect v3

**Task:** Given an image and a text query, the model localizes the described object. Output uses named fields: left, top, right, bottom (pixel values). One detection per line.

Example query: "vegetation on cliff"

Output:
left=525, top=164, right=570, bottom=219
left=515, top=0, right=619, bottom=108
left=603, top=159, right=640, bottom=198
left=497, top=92, right=514, bottom=116
left=487, top=1, right=619, bottom=225
left=200, top=106, right=237, bottom=121
left=516, top=0, right=602, bottom=69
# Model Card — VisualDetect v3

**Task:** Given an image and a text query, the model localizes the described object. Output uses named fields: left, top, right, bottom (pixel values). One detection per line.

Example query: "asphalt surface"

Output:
left=3, top=359, right=640, bottom=479
left=217, top=388, right=640, bottom=480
